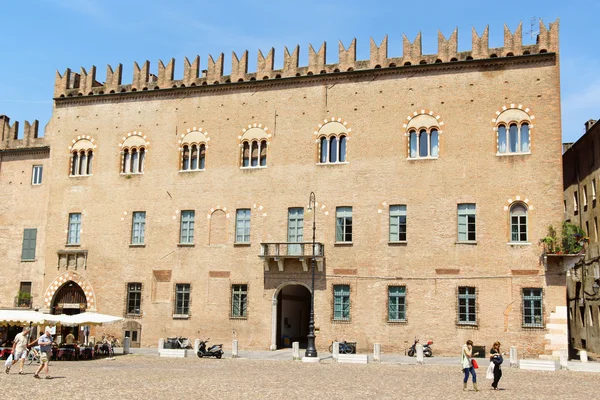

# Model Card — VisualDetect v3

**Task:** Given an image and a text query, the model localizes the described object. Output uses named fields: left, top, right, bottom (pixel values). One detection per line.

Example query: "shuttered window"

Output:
left=333, top=284, right=350, bottom=321
left=21, top=229, right=37, bottom=261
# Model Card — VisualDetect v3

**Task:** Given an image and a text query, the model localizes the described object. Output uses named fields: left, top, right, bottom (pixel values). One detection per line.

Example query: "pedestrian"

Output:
left=489, top=341, right=504, bottom=390
left=461, top=339, right=478, bottom=391
left=5, top=326, right=30, bottom=374
left=31, top=327, right=53, bottom=379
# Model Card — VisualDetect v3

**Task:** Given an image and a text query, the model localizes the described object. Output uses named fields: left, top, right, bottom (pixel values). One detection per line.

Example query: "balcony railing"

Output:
left=259, top=242, right=324, bottom=272
left=14, top=296, right=33, bottom=308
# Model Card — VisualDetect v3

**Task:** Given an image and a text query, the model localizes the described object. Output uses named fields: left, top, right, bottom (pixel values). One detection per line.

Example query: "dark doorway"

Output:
left=51, top=281, right=87, bottom=343
left=276, top=285, right=310, bottom=349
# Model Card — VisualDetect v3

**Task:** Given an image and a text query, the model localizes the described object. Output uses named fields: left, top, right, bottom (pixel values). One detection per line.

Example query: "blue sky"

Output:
left=0, top=0, right=597, bottom=143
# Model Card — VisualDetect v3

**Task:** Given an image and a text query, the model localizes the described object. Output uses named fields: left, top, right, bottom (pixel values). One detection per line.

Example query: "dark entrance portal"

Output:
left=51, top=281, right=87, bottom=342
left=276, top=285, right=310, bottom=349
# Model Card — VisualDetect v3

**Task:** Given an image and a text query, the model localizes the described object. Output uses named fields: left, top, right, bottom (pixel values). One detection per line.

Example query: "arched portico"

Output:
left=270, top=282, right=311, bottom=350
left=42, top=271, right=97, bottom=312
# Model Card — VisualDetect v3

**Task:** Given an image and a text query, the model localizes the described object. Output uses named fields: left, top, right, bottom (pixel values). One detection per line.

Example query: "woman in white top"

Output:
left=461, top=340, right=478, bottom=392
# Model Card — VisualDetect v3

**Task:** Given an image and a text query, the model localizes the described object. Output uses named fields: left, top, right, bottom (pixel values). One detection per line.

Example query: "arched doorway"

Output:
left=273, top=284, right=311, bottom=350
left=123, top=321, right=142, bottom=348
left=51, top=281, right=87, bottom=316
left=51, top=281, right=87, bottom=343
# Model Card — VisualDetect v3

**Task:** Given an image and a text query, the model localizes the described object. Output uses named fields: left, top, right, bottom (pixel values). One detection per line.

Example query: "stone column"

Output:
left=333, top=341, right=339, bottom=361
left=509, top=346, right=518, bottom=368
left=232, top=340, right=239, bottom=358
left=158, top=338, right=164, bottom=353
left=123, top=337, right=130, bottom=355
left=194, top=339, right=200, bottom=353
left=292, top=342, right=300, bottom=360
left=416, top=343, right=424, bottom=365
left=373, top=343, right=381, bottom=362
left=270, top=298, right=278, bottom=350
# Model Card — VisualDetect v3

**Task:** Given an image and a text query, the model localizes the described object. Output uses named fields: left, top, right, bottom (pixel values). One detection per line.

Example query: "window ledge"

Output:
left=69, top=174, right=92, bottom=178
left=387, top=320, right=408, bottom=324
left=126, top=313, right=142, bottom=319
left=456, top=241, right=477, bottom=245
left=172, top=314, right=190, bottom=319
left=229, top=316, right=248, bottom=320
left=388, top=241, right=407, bottom=246
left=457, top=323, right=479, bottom=329
left=406, top=156, right=439, bottom=161
left=177, top=243, right=195, bottom=247
left=129, top=244, right=145, bottom=248
left=334, top=242, right=353, bottom=246
left=521, top=325, right=544, bottom=330
left=240, top=165, right=267, bottom=170
left=507, top=242, right=532, bottom=246
left=496, top=151, right=531, bottom=157
left=332, top=319, right=351, bottom=324
left=32, top=183, right=42, bottom=186
left=20, top=259, right=36, bottom=262
left=65, top=243, right=81, bottom=247
left=120, top=172, right=144, bottom=176
left=316, top=161, right=349, bottom=166
left=233, top=242, right=251, bottom=247
left=179, top=169, right=205, bottom=173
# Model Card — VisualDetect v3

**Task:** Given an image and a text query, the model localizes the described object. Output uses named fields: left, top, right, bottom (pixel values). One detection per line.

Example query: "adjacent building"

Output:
left=0, top=20, right=568, bottom=357
left=563, top=119, right=600, bottom=355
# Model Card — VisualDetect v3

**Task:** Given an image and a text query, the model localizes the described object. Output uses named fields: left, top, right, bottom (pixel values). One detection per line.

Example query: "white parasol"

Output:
left=61, top=312, right=124, bottom=326
left=0, top=310, right=64, bottom=327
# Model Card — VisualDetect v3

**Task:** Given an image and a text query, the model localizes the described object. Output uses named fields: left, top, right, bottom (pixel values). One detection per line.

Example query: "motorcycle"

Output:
left=407, top=338, right=433, bottom=357
left=197, top=339, right=223, bottom=359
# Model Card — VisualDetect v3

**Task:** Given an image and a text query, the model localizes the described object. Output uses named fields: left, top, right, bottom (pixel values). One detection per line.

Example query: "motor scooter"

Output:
left=407, top=338, right=433, bottom=357
left=197, top=339, right=224, bottom=359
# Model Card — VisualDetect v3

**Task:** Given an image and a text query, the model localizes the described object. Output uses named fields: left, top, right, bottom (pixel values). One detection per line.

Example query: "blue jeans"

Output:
left=463, top=366, right=477, bottom=383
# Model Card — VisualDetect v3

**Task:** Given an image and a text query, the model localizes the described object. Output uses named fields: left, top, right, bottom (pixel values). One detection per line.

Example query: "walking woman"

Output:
left=461, top=340, right=478, bottom=391
left=489, top=341, right=504, bottom=390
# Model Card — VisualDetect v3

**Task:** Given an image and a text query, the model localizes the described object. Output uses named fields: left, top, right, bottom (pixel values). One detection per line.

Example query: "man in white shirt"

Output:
left=6, top=326, right=30, bottom=375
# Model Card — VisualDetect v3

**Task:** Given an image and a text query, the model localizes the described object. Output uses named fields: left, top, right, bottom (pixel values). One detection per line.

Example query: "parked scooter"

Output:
left=197, top=339, right=224, bottom=359
left=407, top=338, right=433, bottom=357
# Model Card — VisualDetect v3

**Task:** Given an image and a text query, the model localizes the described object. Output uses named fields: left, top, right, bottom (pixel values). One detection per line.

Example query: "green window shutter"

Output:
left=21, top=228, right=37, bottom=260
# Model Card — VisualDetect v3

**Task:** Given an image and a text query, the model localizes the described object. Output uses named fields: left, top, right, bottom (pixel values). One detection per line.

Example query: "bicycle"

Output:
left=26, top=347, right=40, bottom=365
left=328, top=340, right=354, bottom=354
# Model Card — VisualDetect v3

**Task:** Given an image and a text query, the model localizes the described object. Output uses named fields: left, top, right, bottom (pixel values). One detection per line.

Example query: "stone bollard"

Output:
left=194, top=339, right=200, bottom=353
left=158, top=338, right=164, bottom=354
left=580, top=350, right=588, bottom=363
left=333, top=341, right=340, bottom=361
left=232, top=340, right=239, bottom=358
left=559, top=349, right=568, bottom=370
left=123, top=337, right=130, bottom=355
left=292, top=342, right=300, bottom=360
left=373, top=343, right=381, bottom=362
left=416, top=343, right=424, bottom=365
left=509, top=346, right=518, bottom=368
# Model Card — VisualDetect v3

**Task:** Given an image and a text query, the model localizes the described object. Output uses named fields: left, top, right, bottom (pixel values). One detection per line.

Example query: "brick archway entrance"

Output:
left=270, top=282, right=311, bottom=350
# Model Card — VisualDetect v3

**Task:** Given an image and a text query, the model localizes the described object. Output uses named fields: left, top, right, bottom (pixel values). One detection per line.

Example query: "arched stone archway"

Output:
left=42, top=271, right=97, bottom=312
left=270, top=282, right=311, bottom=350
left=51, top=281, right=87, bottom=315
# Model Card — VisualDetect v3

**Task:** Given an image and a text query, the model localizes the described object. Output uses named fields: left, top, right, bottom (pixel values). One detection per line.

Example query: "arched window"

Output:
left=120, top=133, right=149, bottom=174
left=406, top=112, right=442, bottom=159
left=69, top=137, right=95, bottom=177
left=510, top=203, right=528, bottom=243
left=316, top=120, right=350, bottom=164
left=179, top=129, right=207, bottom=171
left=495, top=108, right=532, bottom=155
left=239, top=125, right=269, bottom=169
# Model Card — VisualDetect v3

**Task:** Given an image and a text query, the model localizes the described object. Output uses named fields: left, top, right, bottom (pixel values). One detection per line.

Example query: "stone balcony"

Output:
left=57, top=249, right=88, bottom=270
left=259, top=242, right=325, bottom=272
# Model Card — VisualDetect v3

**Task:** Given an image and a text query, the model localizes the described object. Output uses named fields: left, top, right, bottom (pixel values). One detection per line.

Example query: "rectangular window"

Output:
left=590, top=305, right=595, bottom=327
left=586, top=221, right=590, bottom=238
left=179, top=210, right=195, bottom=244
left=595, top=217, right=598, bottom=243
left=127, top=283, right=142, bottom=314
left=580, top=306, right=586, bottom=328
left=231, top=284, right=248, bottom=318
left=389, top=205, right=407, bottom=242
left=457, top=203, right=476, bottom=242
left=131, top=212, right=146, bottom=244
left=388, top=286, right=406, bottom=322
left=593, top=179, right=597, bottom=202
left=333, top=284, right=350, bottom=321
left=458, top=286, right=477, bottom=325
left=584, top=185, right=589, bottom=208
left=21, top=228, right=37, bottom=261
left=31, top=165, right=43, bottom=185
left=335, top=207, right=353, bottom=242
left=522, top=288, right=543, bottom=327
left=174, top=284, right=191, bottom=315
left=574, top=191, right=579, bottom=214
left=17, top=282, right=32, bottom=307
left=68, top=213, right=81, bottom=245
left=235, top=209, right=251, bottom=243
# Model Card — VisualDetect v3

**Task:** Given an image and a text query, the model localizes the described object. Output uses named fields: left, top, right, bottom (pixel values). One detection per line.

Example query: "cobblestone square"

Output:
left=1, top=355, right=597, bottom=399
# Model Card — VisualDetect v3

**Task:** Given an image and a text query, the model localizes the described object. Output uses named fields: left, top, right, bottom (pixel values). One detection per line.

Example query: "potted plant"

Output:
left=17, top=291, right=32, bottom=307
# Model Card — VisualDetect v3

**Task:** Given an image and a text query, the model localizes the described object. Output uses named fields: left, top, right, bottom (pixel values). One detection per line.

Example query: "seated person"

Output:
left=65, top=331, right=75, bottom=346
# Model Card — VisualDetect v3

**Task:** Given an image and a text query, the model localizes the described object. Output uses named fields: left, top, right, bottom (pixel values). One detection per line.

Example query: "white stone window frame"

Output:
left=68, top=136, right=97, bottom=177
left=179, top=127, right=209, bottom=172
left=238, top=124, right=270, bottom=169
left=493, top=105, right=534, bottom=156
left=119, top=132, right=150, bottom=175
left=404, top=110, right=443, bottom=160
left=315, top=118, right=351, bottom=165
left=31, top=165, right=43, bottom=185
left=504, top=196, right=532, bottom=245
